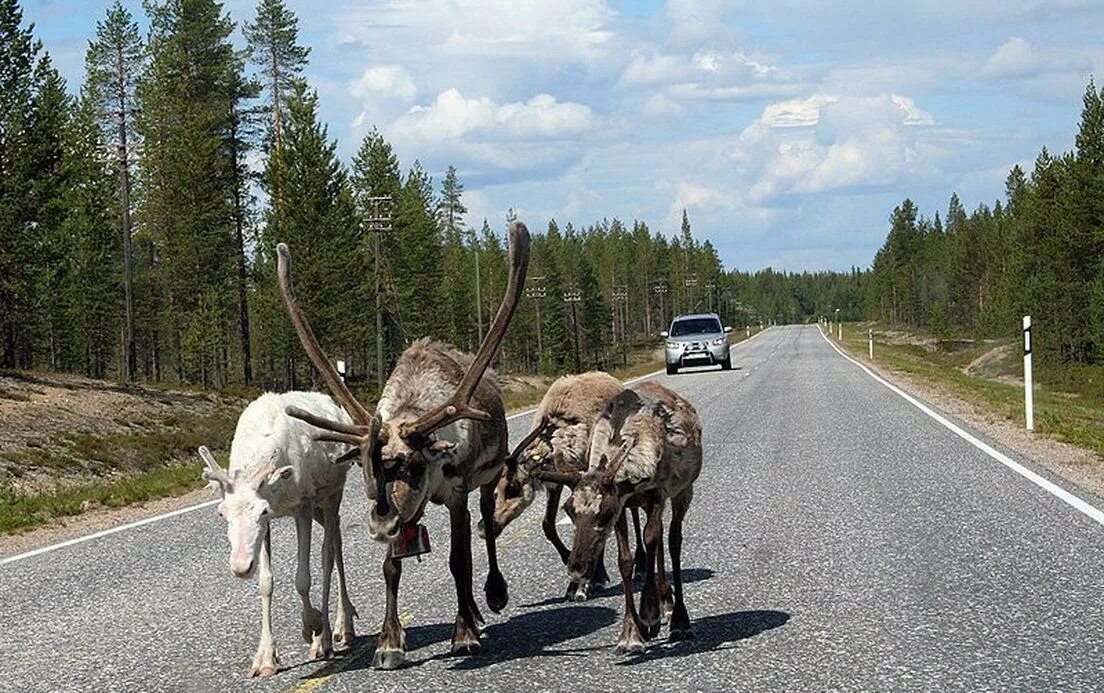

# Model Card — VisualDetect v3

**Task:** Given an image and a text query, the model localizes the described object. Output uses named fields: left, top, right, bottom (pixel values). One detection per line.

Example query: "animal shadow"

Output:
left=447, top=605, right=617, bottom=670
left=616, top=609, right=790, bottom=665
left=520, top=567, right=716, bottom=608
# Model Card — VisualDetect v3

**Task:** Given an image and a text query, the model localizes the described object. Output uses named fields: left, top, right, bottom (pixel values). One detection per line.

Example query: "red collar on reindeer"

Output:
left=392, top=500, right=431, bottom=560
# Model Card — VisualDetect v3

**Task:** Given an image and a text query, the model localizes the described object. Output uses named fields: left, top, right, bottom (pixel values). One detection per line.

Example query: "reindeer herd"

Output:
left=198, top=222, right=705, bottom=677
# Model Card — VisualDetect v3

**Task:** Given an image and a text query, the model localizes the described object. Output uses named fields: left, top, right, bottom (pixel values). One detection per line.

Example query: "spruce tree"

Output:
left=85, top=0, right=143, bottom=379
left=244, top=0, right=309, bottom=154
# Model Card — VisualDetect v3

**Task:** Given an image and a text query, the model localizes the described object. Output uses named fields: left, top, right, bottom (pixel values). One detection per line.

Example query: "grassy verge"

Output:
left=1, top=404, right=240, bottom=534
left=0, top=463, right=203, bottom=534
left=831, top=321, right=1104, bottom=460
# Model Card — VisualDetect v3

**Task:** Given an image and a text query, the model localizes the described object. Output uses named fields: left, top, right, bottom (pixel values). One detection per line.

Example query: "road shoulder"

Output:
left=826, top=326, right=1104, bottom=501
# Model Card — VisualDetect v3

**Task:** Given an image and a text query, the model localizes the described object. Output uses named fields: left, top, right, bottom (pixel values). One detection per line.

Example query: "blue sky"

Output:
left=22, top=0, right=1104, bottom=271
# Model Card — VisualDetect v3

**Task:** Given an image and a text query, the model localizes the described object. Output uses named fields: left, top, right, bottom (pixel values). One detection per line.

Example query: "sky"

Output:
left=21, top=0, right=1104, bottom=271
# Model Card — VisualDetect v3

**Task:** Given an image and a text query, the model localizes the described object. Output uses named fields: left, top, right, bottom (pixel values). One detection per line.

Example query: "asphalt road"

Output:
left=4, top=325, right=1104, bottom=692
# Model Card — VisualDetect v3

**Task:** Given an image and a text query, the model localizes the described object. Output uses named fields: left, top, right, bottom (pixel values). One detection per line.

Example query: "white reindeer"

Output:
left=198, top=391, right=358, bottom=678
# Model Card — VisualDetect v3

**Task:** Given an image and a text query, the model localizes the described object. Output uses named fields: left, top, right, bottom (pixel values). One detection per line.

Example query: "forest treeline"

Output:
left=1, top=0, right=1099, bottom=392
left=866, top=80, right=1104, bottom=367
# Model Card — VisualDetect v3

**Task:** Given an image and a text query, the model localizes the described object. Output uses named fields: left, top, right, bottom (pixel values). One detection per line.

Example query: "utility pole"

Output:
left=525, top=276, right=546, bottom=366
left=684, top=273, right=698, bottom=312
left=474, top=245, right=483, bottom=344
left=365, top=195, right=394, bottom=390
left=653, top=280, right=668, bottom=331
left=613, top=284, right=628, bottom=366
left=564, top=285, right=582, bottom=372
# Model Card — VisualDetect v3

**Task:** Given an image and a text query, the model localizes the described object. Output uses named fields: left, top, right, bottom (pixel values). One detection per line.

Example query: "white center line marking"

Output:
left=819, top=326, right=1104, bottom=527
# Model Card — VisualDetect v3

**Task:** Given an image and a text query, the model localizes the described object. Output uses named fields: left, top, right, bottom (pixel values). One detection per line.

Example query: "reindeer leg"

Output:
left=668, top=488, right=694, bottom=641
left=295, top=506, right=330, bottom=659
left=330, top=501, right=357, bottom=651
left=638, top=496, right=664, bottom=640
left=543, top=484, right=571, bottom=564
left=614, top=509, right=645, bottom=654
left=631, top=506, right=647, bottom=579
left=373, top=554, right=406, bottom=669
left=248, top=527, right=279, bottom=678
left=449, top=496, right=483, bottom=655
left=312, top=505, right=338, bottom=660
left=656, top=522, right=674, bottom=620
left=481, top=482, right=509, bottom=614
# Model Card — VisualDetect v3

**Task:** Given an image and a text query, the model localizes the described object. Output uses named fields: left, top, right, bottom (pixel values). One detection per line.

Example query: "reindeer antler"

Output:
left=399, top=221, right=531, bottom=441
left=277, top=243, right=388, bottom=513
left=198, top=446, right=231, bottom=487
left=531, top=449, right=582, bottom=487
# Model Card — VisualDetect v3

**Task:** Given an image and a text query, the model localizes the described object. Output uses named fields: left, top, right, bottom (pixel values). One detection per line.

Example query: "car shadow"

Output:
left=615, top=609, right=791, bottom=665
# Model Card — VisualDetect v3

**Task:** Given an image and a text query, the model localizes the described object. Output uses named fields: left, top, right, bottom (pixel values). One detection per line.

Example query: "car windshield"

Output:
left=670, top=318, right=722, bottom=336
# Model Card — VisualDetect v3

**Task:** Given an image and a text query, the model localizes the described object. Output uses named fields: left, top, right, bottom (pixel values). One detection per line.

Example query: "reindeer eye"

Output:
left=260, top=508, right=270, bottom=517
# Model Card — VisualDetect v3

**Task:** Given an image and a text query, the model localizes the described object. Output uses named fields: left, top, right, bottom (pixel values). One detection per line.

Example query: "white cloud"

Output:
left=727, top=93, right=939, bottom=202
left=391, top=89, right=598, bottom=144
left=349, top=66, right=417, bottom=103
left=333, top=0, right=617, bottom=64
left=981, top=36, right=1092, bottom=79
left=642, top=93, right=685, bottom=118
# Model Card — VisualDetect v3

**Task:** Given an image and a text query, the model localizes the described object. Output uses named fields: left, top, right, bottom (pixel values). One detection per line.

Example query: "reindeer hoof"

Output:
left=566, top=581, right=588, bottom=602
left=248, top=664, right=278, bottom=678
left=642, top=620, right=661, bottom=640
left=614, top=639, right=645, bottom=655
left=669, top=626, right=695, bottom=641
left=485, top=571, right=509, bottom=614
left=308, top=637, right=333, bottom=661
left=451, top=638, right=484, bottom=656
left=247, top=648, right=279, bottom=678
left=333, top=627, right=355, bottom=652
left=372, top=648, right=406, bottom=670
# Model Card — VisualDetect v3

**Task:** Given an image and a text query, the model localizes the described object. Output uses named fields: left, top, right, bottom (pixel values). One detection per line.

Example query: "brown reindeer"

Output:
left=274, top=221, right=530, bottom=669
left=536, top=381, right=702, bottom=653
left=480, top=371, right=626, bottom=600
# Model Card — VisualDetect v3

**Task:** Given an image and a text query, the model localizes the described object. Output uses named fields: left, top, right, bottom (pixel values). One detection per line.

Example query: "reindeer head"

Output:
left=561, top=451, right=632, bottom=582
left=199, top=446, right=293, bottom=579
left=275, top=222, right=530, bottom=547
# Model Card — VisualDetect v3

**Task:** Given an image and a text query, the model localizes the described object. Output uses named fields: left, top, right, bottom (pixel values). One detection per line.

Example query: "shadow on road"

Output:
left=321, top=605, right=617, bottom=675
left=615, top=609, right=790, bottom=665
left=520, top=567, right=716, bottom=609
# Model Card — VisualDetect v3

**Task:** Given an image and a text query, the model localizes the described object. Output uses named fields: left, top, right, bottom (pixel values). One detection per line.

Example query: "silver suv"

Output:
left=661, top=313, right=732, bottom=375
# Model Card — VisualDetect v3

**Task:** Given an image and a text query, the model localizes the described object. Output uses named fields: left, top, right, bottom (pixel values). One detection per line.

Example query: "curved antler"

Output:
left=531, top=449, right=582, bottom=487
left=198, top=446, right=231, bottom=487
left=400, top=221, right=531, bottom=441
left=277, top=243, right=386, bottom=499
left=277, top=243, right=372, bottom=426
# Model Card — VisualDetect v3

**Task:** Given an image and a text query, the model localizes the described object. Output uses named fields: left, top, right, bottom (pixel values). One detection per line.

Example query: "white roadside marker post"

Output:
left=868, top=328, right=873, bottom=360
left=1023, top=315, right=1034, bottom=431
left=746, top=325, right=750, bottom=338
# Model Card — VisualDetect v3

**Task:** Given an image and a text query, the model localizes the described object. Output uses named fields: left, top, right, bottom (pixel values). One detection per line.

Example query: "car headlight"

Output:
left=711, top=337, right=726, bottom=346
left=666, top=342, right=681, bottom=350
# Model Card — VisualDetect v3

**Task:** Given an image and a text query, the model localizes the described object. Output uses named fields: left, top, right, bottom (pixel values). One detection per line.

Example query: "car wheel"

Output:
left=721, top=357, right=732, bottom=371
left=666, top=364, right=678, bottom=375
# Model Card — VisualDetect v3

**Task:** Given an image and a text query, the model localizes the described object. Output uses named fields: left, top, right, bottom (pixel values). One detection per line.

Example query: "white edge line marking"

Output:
left=818, top=325, right=1104, bottom=527
left=1, top=329, right=772, bottom=567
left=0, top=499, right=221, bottom=566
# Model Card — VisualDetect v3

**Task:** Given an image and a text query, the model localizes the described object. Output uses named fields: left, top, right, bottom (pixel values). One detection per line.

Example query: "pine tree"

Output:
left=0, top=0, right=48, bottom=367
left=244, top=0, right=309, bottom=154
left=59, top=97, right=121, bottom=377
left=256, top=81, right=361, bottom=389
left=136, top=0, right=242, bottom=386
left=85, top=0, right=143, bottom=379
left=437, top=167, right=473, bottom=348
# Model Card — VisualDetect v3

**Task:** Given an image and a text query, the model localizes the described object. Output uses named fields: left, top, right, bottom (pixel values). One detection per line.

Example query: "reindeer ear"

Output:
left=428, top=439, right=456, bottom=454
left=266, top=466, right=294, bottom=486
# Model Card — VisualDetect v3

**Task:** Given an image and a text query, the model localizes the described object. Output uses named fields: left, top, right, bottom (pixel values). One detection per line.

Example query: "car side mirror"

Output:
left=659, top=331, right=669, bottom=338
left=723, top=326, right=732, bottom=333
